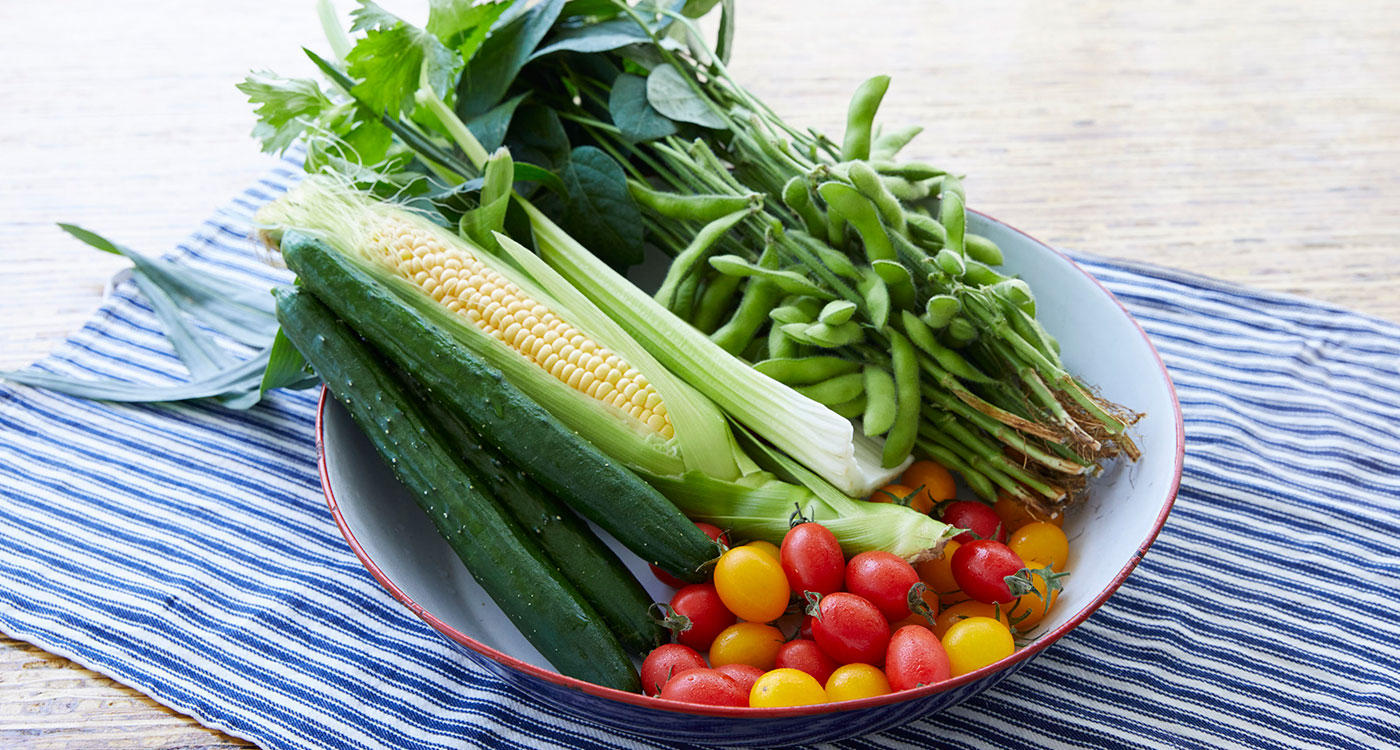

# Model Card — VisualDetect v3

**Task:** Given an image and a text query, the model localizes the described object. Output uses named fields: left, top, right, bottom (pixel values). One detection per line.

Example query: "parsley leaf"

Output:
left=236, top=71, right=332, bottom=153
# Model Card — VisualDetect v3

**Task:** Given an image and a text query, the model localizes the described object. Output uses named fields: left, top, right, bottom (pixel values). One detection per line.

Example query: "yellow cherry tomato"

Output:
left=744, top=539, right=781, bottom=562
left=941, top=616, right=1015, bottom=676
left=1008, top=559, right=1061, bottom=631
left=714, top=546, right=790, bottom=623
left=709, top=622, right=785, bottom=670
left=749, top=668, right=828, bottom=707
left=993, top=494, right=1063, bottom=533
left=824, top=663, right=892, bottom=702
left=902, top=460, right=958, bottom=508
left=869, top=483, right=913, bottom=504
left=914, top=540, right=964, bottom=605
left=932, top=600, right=1011, bottom=639
left=1007, top=522, right=1069, bottom=572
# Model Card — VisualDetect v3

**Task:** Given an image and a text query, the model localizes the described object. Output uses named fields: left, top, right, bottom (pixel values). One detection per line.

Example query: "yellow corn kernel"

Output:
left=367, top=217, right=672, bottom=436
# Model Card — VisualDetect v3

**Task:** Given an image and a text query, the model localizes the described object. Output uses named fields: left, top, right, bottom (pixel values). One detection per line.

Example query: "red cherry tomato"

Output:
left=657, top=668, right=748, bottom=707
left=781, top=522, right=846, bottom=596
left=950, top=540, right=1025, bottom=604
left=640, top=644, right=707, bottom=696
left=809, top=593, right=891, bottom=666
left=885, top=624, right=952, bottom=691
left=799, top=615, right=816, bottom=641
left=845, top=550, right=921, bottom=621
left=941, top=500, right=1008, bottom=543
left=668, top=584, right=736, bottom=651
left=713, top=663, right=764, bottom=694
left=775, top=638, right=839, bottom=685
left=651, top=522, right=729, bottom=587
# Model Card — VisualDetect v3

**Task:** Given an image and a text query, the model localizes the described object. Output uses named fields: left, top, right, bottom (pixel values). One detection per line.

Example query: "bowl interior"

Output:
left=320, top=212, right=1182, bottom=688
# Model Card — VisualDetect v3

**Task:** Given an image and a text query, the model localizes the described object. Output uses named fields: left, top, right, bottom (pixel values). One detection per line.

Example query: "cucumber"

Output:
left=404, top=376, right=666, bottom=655
left=274, top=286, right=640, bottom=691
left=278, top=231, right=715, bottom=582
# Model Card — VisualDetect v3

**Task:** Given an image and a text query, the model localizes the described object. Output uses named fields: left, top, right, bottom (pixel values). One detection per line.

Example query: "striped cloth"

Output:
left=2, top=159, right=1397, bottom=750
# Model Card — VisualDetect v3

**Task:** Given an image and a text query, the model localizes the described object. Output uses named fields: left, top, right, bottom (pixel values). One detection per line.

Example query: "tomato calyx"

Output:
left=649, top=602, right=693, bottom=640
left=788, top=502, right=812, bottom=527
left=1003, top=564, right=1070, bottom=611
left=802, top=590, right=824, bottom=620
left=874, top=484, right=925, bottom=506
left=905, top=582, right=938, bottom=629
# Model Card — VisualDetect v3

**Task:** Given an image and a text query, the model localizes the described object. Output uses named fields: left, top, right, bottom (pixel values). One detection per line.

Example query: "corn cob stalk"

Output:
left=257, top=176, right=744, bottom=479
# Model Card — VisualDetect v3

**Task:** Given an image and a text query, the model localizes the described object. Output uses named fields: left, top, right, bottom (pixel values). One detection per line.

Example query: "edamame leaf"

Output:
left=559, top=146, right=645, bottom=270
left=608, top=73, right=677, bottom=142
left=646, top=64, right=726, bottom=129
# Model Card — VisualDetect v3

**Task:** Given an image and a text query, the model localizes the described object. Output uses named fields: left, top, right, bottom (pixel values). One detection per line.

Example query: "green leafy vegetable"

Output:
left=236, top=72, right=332, bottom=154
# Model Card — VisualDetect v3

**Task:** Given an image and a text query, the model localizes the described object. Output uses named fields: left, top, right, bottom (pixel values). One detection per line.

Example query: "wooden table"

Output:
left=3, top=1, right=1397, bottom=747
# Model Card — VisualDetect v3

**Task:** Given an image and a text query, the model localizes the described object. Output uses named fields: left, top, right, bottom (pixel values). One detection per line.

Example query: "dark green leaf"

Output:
left=529, top=18, right=654, bottom=60
left=426, top=0, right=509, bottom=58
left=455, top=0, right=565, bottom=118
left=559, top=146, right=645, bottom=269
left=561, top=0, right=623, bottom=20
left=236, top=71, right=332, bottom=153
left=645, top=63, right=725, bottom=128
left=682, top=0, right=721, bottom=16
left=608, top=73, right=677, bottom=142
left=511, top=162, right=566, bottom=197
left=260, top=326, right=314, bottom=395
left=504, top=104, right=570, bottom=169
left=57, top=224, right=278, bottom=347
left=466, top=91, right=529, bottom=152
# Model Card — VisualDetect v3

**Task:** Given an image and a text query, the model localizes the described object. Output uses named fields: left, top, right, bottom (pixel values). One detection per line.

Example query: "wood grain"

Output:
left=2, top=0, right=1397, bottom=747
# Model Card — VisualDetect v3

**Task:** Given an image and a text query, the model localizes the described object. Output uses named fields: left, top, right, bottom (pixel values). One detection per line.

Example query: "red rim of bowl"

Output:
left=316, top=214, right=1185, bottom=719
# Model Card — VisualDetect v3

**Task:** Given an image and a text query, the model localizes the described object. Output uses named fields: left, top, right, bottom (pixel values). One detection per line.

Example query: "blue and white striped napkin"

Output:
left=2, top=160, right=1397, bottom=749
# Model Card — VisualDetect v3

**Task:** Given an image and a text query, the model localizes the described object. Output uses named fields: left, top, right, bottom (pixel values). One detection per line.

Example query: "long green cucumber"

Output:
left=274, top=286, right=640, bottom=690
left=278, top=230, right=714, bottom=581
left=404, top=376, right=666, bottom=655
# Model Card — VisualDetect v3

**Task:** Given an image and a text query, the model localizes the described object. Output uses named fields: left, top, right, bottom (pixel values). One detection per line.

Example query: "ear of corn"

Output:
left=257, top=176, right=743, bottom=479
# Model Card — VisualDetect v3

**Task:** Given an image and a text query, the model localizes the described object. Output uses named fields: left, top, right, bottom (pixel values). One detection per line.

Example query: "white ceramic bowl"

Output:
left=317, top=212, right=1184, bottom=745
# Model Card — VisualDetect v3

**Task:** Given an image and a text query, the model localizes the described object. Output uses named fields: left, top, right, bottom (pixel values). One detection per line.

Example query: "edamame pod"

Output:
left=691, top=273, right=744, bottom=334
left=870, top=124, right=923, bottom=161
left=861, top=365, right=897, bottom=437
left=753, top=356, right=861, bottom=385
left=857, top=269, right=891, bottom=329
left=710, top=248, right=783, bottom=354
left=938, top=175, right=967, bottom=259
left=841, top=75, right=891, bottom=161
left=781, top=176, right=827, bottom=237
left=935, top=248, right=966, bottom=277
left=628, top=179, right=758, bottom=222
left=900, top=309, right=994, bottom=384
left=849, top=161, right=907, bottom=236
left=795, top=371, right=866, bottom=405
left=819, top=300, right=858, bottom=325
left=829, top=393, right=869, bottom=419
left=819, top=181, right=895, bottom=263
left=882, top=330, right=920, bottom=468
left=963, top=259, right=1010, bottom=287
left=965, top=233, right=1004, bottom=266
left=881, top=176, right=933, bottom=202
left=654, top=207, right=754, bottom=309
left=923, top=295, right=962, bottom=329
left=907, top=214, right=947, bottom=247
left=709, top=255, right=835, bottom=299
left=945, top=316, right=979, bottom=347
left=873, top=162, right=947, bottom=181
left=872, top=259, right=917, bottom=310
left=768, top=320, right=801, bottom=358
left=781, top=320, right=865, bottom=348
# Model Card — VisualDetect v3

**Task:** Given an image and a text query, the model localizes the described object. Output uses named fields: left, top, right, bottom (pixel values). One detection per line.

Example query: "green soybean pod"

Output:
left=709, top=255, right=835, bottom=299
left=861, top=365, right=897, bottom=437
left=829, top=393, right=869, bottom=419
left=907, top=214, right=947, bottom=247
left=962, top=259, right=1010, bottom=287
left=871, top=259, right=917, bottom=310
left=781, top=176, right=828, bottom=237
left=754, top=356, right=861, bottom=385
left=871, top=124, right=923, bottom=161
left=710, top=248, right=783, bottom=354
left=842, top=75, right=891, bottom=161
left=882, top=176, right=933, bottom=202
left=935, top=248, right=967, bottom=277
left=769, top=321, right=801, bottom=359
left=795, top=371, right=866, bottom=405
left=849, top=161, right=907, bottom=236
left=819, top=300, right=858, bottom=325
left=965, top=233, right=1005, bottom=266
left=882, top=330, right=921, bottom=468
left=944, top=316, right=979, bottom=347
left=628, top=179, right=756, bottom=222
left=857, top=269, right=891, bottom=329
left=923, top=295, right=962, bottom=329
left=900, top=309, right=993, bottom=384
left=992, top=279, right=1036, bottom=316
left=939, top=174, right=967, bottom=258
left=799, top=232, right=862, bottom=280
left=653, top=207, right=754, bottom=309
left=874, top=162, right=947, bottom=181
left=691, top=273, right=744, bottom=334
left=818, top=181, right=895, bottom=263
